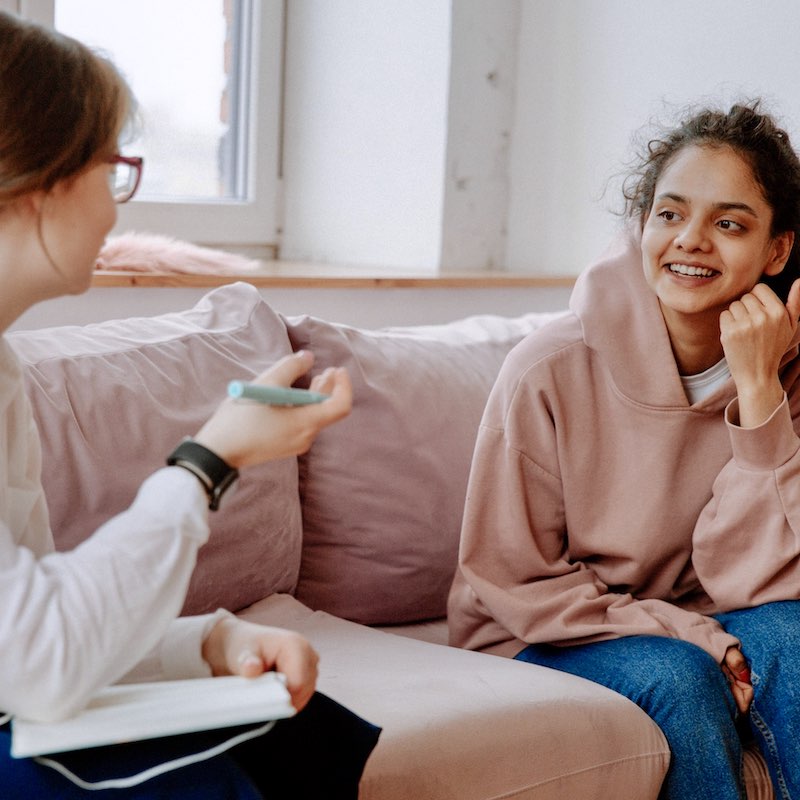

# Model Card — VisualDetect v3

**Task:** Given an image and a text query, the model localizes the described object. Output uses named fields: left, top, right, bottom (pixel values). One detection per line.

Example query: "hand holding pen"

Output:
left=194, top=350, right=352, bottom=469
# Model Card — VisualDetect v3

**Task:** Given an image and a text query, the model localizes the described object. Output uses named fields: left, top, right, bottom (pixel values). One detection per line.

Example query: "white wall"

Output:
left=281, top=0, right=800, bottom=277
left=440, top=0, right=520, bottom=271
left=506, top=0, right=800, bottom=275
left=279, top=0, right=522, bottom=274
left=279, top=0, right=451, bottom=271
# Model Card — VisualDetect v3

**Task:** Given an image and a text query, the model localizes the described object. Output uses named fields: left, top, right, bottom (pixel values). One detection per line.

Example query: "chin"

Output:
left=66, top=268, right=95, bottom=295
left=655, top=288, right=714, bottom=317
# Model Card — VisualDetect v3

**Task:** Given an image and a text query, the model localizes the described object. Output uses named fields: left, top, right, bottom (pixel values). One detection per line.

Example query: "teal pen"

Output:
left=227, top=380, right=329, bottom=406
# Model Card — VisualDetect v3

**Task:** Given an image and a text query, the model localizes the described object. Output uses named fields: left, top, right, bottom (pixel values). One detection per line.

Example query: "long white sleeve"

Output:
left=0, top=338, right=216, bottom=722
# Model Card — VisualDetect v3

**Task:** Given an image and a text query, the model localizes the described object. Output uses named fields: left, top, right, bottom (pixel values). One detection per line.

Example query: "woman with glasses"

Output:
left=0, top=11, right=378, bottom=798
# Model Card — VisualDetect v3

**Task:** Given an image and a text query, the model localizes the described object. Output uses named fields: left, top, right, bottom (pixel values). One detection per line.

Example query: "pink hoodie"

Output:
left=448, top=228, right=800, bottom=663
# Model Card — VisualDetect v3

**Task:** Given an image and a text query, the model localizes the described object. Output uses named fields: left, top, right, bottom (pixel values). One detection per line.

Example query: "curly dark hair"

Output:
left=623, top=102, right=800, bottom=300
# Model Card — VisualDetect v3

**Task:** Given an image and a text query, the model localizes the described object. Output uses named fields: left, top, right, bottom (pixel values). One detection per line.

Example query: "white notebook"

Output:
left=11, top=672, right=296, bottom=758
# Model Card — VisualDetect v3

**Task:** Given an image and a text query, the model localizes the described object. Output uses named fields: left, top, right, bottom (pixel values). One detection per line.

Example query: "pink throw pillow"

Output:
left=285, top=312, right=562, bottom=624
left=9, top=282, right=302, bottom=615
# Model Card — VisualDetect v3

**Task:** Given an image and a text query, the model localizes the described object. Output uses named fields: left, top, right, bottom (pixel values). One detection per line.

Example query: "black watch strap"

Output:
left=166, top=438, right=239, bottom=511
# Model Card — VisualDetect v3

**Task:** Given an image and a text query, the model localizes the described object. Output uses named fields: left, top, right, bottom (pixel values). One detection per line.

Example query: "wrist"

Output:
left=734, top=380, right=784, bottom=428
left=192, top=430, right=236, bottom=468
left=202, top=615, right=235, bottom=676
left=166, top=438, right=239, bottom=510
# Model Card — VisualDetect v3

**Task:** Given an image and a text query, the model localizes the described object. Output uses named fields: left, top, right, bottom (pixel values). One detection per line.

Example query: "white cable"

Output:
left=34, top=719, right=276, bottom=790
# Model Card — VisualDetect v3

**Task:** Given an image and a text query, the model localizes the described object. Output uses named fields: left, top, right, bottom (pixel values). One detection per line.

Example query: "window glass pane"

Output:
left=55, top=0, right=242, bottom=201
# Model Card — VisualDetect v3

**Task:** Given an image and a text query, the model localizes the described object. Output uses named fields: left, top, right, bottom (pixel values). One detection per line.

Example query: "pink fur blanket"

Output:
left=96, top=232, right=259, bottom=274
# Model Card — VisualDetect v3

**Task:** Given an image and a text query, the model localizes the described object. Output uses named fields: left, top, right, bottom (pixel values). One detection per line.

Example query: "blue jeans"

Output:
left=0, top=692, right=380, bottom=799
left=515, top=601, right=800, bottom=800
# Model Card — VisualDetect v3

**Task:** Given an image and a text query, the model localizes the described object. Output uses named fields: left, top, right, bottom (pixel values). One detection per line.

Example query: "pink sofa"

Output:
left=8, top=281, right=772, bottom=799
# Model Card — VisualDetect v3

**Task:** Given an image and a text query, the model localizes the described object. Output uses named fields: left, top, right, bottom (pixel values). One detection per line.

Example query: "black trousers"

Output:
left=0, top=693, right=381, bottom=799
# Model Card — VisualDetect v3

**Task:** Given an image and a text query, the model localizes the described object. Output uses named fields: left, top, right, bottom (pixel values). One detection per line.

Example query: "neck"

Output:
left=659, top=303, right=724, bottom=376
left=0, top=201, right=64, bottom=334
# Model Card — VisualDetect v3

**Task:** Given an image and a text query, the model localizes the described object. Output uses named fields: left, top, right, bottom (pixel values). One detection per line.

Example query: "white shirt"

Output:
left=681, top=357, right=731, bottom=405
left=0, top=337, right=219, bottom=722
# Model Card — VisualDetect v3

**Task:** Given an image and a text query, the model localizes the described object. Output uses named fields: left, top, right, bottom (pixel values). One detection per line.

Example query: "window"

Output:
left=13, top=0, right=283, bottom=256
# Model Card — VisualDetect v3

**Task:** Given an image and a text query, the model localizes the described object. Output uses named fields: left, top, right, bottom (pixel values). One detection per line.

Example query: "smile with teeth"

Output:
left=667, top=263, right=717, bottom=278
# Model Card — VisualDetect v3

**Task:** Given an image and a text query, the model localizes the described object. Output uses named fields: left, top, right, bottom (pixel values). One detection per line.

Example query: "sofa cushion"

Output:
left=8, top=282, right=303, bottom=615
left=375, top=623, right=774, bottom=798
left=240, top=594, right=671, bottom=800
left=284, top=312, right=563, bottom=624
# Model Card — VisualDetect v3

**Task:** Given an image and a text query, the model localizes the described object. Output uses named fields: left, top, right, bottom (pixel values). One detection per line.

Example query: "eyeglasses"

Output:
left=107, top=155, right=143, bottom=203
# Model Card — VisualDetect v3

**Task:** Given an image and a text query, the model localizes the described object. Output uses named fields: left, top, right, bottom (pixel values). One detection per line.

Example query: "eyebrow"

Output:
left=655, top=193, right=760, bottom=218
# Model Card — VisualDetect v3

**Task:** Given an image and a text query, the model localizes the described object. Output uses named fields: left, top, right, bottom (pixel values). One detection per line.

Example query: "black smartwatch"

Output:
left=166, top=438, right=239, bottom=511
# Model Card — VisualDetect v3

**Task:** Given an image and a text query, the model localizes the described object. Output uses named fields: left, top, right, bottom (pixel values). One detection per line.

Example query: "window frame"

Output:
left=10, top=0, right=283, bottom=255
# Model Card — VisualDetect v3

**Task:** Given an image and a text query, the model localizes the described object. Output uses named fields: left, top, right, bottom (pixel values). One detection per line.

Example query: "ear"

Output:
left=764, top=231, right=795, bottom=276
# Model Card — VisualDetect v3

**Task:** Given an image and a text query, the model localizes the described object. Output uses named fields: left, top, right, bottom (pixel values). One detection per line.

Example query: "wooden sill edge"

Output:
left=91, top=266, right=577, bottom=290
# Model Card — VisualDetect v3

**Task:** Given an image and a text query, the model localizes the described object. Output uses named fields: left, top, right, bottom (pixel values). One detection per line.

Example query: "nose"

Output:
left=674, top=219, right=711, bottom=252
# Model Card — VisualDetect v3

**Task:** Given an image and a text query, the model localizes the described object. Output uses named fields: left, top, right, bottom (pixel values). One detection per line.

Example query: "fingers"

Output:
left=743, top=282, right=800, bottom=325
left=729, top=680, right=754, bottom=715
left=735, top=666, right=751, bottom=684
left=309, top=366, right=338, bottom=394
left=236, top=650, right=265, bottom=678
left=723, top=645, right=746, bottom=672
left=720, top=283, right=796, bottom=388
left=723, top=647, right=751, bottom=684
left=242, top=629, right=318, bottom=711
left=270, top=637, right=319, bottom=711
left=253, top=355, right=352, bottom=420
left=722, top=647, right=753, bottom=715
left=749, top=282, right=780, bottom=305
left=195, top=351, right=351, bottom=467
left=253, top=350, right=315, bottom=388
left=246, top=351, right=352, bottom=414
left=219, top=621, right=319, bottom=711
left=725, top=287, right=783, bottom=324
left=311, top=367, right=353, bottom=421
left=787, top=278, right=800, bottom=322
left=272, top=368, right=352, bottom=456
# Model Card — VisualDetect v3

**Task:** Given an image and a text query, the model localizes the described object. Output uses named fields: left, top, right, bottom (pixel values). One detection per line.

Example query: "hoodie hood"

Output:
left=569, top=224, right=691, bottom=408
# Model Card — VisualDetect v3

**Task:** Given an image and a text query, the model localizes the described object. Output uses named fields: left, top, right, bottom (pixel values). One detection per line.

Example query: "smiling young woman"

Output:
left=448, top=102, right=800, bottom=800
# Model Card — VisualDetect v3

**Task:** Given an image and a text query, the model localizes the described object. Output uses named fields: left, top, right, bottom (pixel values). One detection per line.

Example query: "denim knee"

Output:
left=629, top=639, right=735, bottom=721
left=717, top=601, right=800, bottom=694
left=517, top=636, right=737, bottom=723
left=718, top=601, right=800, bottom=661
